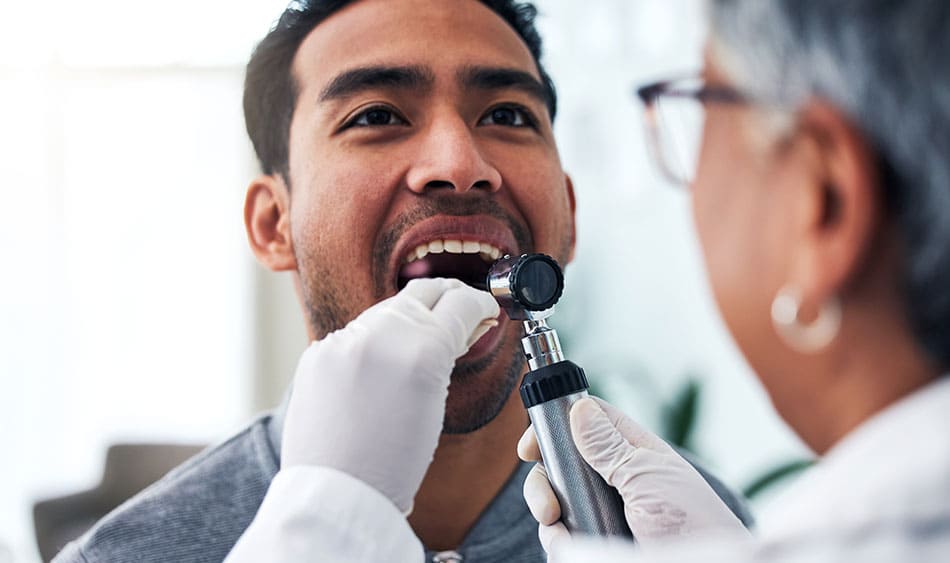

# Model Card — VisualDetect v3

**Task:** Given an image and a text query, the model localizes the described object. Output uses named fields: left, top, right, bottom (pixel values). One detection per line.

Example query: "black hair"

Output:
left=243, top=0, right=557, bottom=180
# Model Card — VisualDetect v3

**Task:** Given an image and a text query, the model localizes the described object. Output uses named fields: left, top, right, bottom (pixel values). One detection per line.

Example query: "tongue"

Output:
left=401, top=259, right=432, bottom=279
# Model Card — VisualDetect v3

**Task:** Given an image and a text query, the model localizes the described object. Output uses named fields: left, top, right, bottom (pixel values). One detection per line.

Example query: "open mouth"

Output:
left=397, top=239, right=504, bottom=292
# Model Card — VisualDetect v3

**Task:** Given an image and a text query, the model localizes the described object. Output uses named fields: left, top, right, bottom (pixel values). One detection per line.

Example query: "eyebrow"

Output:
left=319, top=65, right=435, bottom=102
left=458, top=65, right=548, bottom=106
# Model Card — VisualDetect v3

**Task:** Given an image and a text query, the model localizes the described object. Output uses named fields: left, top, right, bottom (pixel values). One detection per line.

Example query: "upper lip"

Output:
left=389, top=215, right=519, bottom=287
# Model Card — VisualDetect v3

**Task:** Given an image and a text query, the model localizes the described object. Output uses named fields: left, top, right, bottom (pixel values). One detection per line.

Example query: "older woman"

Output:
left=521, top=0, right=950, bottom=560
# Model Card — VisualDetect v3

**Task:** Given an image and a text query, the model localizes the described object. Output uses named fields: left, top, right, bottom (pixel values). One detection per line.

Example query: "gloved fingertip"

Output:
left=400, top=277, right=460, bottom=309
left=465, top=318, right=499, bottom=348
left=538, top=522, right=570, bottom=556
left=523, top=464, right=560, bottom=525
left=467, top=285, right=502, bottom=323
left=516, top=425, right=541, bottom=461
left=590, top=396, right=671, bottom=452
left=569, top=397, right=634, bottom=486
left=430, top=284, right=501, bottom=354
left=480, top=288, right=502, bottom=312
left=569, top=397, right=609, bottom=434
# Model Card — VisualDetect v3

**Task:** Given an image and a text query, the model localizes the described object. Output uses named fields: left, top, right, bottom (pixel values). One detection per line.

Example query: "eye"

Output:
left=478, top=105, right=536, bottom=128
left=346, top=106, right=408, bottom=128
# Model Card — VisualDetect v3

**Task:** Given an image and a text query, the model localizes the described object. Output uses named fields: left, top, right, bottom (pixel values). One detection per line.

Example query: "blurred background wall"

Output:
left=0, top=1, right=809, bottom=561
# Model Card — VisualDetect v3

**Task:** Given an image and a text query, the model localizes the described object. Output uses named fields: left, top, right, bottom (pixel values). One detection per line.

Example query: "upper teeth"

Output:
left=404, top=239, right=503, bottom=264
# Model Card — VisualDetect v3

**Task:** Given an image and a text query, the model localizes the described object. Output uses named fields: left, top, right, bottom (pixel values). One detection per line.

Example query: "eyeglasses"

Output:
left=636, top=76, right=748, bottom=187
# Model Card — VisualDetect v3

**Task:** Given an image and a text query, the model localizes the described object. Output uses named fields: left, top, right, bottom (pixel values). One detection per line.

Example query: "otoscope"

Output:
left=486, top=254, right=631, bottom=539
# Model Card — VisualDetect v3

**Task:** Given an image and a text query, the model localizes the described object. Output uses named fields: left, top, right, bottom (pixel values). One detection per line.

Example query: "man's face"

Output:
left=283, top=0, right=575, bottom=432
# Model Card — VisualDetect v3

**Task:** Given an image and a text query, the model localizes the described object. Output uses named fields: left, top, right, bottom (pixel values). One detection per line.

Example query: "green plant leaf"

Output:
left=743, top=459, right=814, bottom=499
left=663, top=378, right=700, bottom=450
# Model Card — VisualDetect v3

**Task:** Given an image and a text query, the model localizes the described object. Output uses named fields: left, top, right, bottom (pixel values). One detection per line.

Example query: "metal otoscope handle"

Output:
left=487, top=254, right=631, bottom=539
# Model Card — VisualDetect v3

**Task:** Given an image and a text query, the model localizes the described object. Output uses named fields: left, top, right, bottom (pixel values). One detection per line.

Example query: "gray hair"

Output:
left=709, top=0, right=950, bottom=370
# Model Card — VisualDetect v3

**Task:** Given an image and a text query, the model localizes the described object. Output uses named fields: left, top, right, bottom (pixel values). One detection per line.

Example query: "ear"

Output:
left=789, top=101, right=882, bottom=303
left=245, top=174, right=298, bottom=271
left=564, top=173, right=578, bottom=264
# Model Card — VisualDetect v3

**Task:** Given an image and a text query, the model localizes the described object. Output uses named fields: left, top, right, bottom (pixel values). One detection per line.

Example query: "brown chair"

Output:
left=33, top=443, right=205, bottom=562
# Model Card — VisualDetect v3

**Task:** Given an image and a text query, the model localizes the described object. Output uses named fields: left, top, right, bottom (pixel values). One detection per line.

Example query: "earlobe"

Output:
left=245, top=175, right=297, bottom=272
left=564, top=173, right=578, bottom=264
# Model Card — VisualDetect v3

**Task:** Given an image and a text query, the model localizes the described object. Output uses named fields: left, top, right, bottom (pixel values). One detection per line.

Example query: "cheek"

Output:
left=288, top=117, right=395, bottom=250
left=289, top=166, right=395, bottom=291
left=692, top=154, right=745, bottom=292
left=693, top=167, right=792, bottom=386
left=292, top=137, right=397, bottom=237
left=497, top=150, right=573, bottom=256
left=526, top=182, right=573, bottom=258
left=692, top=152, right=768, bottom=344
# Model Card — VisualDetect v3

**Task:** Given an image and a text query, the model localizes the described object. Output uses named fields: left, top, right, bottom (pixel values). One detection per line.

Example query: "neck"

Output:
left=789, top=299, right=940, bottom=454
left=408, top=385, right=528, bottom=551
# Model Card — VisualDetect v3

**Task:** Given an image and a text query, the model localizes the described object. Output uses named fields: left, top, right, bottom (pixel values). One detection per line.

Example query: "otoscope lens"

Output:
left=518, top=259, right=559, bottom=307
left=487, top=253, right=564, bottom=316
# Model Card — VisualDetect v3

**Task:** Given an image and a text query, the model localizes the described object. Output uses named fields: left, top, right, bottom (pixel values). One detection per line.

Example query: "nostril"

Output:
left=425, top=180, right=456, bottom=191
left=421, top=179, right=494, bottom=192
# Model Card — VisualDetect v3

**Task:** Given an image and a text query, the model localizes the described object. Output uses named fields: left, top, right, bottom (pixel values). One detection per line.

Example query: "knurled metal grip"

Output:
left=528, top=389, right=631, bottom=537
left=521, top=362, right=631, bottom=538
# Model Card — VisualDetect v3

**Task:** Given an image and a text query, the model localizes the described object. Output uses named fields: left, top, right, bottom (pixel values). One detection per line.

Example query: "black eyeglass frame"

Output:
left=635, top=76, right=750, bottom=186
left=636, top=77, right=748, bottom=107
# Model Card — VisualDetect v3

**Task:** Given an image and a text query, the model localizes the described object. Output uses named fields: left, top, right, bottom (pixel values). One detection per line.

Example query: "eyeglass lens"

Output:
left=654, top=95, right=705, bottom=186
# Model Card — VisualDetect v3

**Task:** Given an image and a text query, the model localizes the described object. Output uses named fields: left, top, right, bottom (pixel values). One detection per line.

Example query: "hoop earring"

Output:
left=770, top=285, right=841, bottom=353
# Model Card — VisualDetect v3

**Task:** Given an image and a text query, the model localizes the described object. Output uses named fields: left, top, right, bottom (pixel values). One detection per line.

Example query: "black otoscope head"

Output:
left=487, top=254, right=564, bottom=320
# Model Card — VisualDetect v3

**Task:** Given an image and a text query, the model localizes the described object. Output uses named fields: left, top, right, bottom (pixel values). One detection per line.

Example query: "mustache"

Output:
left=372, top=194, right=533, bottom=298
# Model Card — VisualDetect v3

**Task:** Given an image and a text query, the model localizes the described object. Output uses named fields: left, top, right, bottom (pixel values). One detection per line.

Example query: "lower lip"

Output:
left=460, top=311, right=512, bottom=361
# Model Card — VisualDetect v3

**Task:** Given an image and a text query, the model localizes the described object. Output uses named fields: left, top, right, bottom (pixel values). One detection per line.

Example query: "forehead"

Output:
left=292, top=0, right=540, bottom=93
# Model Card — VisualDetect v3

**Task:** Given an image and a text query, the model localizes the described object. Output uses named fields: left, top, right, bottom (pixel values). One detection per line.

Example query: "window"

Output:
left=0, top=2, right=289, bottom=561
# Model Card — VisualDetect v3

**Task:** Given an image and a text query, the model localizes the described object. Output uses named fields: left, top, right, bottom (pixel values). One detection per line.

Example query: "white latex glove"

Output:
left=518, top=396, right=749, bottom=552
left=282, top=277, right=499, bottom=514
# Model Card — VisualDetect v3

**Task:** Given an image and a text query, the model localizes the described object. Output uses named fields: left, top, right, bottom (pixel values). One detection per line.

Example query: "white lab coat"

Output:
left=226, top=377, right=950, bottom=562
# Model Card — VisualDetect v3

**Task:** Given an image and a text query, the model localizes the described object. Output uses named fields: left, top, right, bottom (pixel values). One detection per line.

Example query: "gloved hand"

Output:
left=282, top=278, right=500, bottom=514
left=518, top=396, right=748, bottom=552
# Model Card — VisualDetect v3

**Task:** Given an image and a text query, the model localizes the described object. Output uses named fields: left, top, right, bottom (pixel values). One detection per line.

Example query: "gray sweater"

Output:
left=54, top=402, right=752, bottom=562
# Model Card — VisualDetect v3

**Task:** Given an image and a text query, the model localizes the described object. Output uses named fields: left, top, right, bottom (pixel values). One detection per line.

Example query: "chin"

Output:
left=442, top=330, right=526, bottom=434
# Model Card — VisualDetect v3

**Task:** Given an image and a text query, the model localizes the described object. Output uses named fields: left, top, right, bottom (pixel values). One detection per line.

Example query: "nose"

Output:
left=406, top=115, right=502, bottom=194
